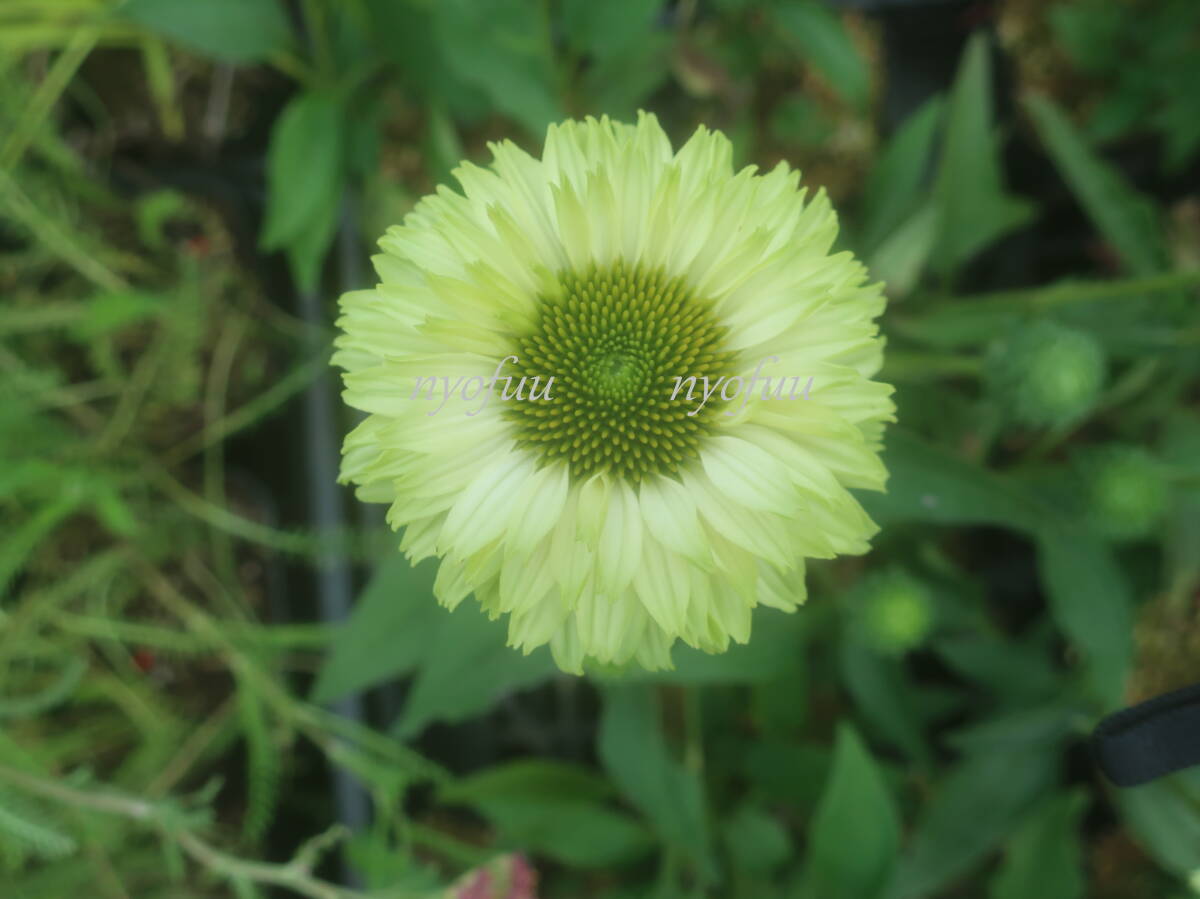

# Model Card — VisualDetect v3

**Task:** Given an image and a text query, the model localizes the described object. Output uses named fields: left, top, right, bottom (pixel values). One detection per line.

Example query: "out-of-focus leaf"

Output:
left=885, top=747, right=1056, bottom=899
left=120, top=0, right=292, bottom=63
left=1025, top=94, right=1168, bottom=275
left=801, top=724, right=900, bottom=899
left=0, top=497, right=82, bottom=598
left=773, top=0, right=870, bottom=111
left=424, top=102, right=464, bottom=190
left=839, top=638, right=931, bottom=765
left=946, top=701, right=1085, bottom=755
left=562, top=0, right=663, bottom=61
left=989, top=792, right=1086, bottom=899
left=598, top=685, right=714, bottom=882
left=769, top=95, right=836, bottom=148
left=260, top=90, right=343, bottom=256
left=0, top=656, right=86, bottom=720
left=68, top=290, right=162, bottom=341
left=930, top=34, right=1034, bottom=275
left=859, top=429, right=1043, bottom=533
left=393, top=603, right=556, bottom=738
left=440, top=760, right=653, bottom=868
left=860, top=97, right=943, bottom=256
left=933, top=633, right=1061, bottom=702
left=361, top=0, right=480, bottom=114
left=751, top=658, right=808, bottom=736
left=744, top=740, right=831, bottom=812
left=1115, top=769, right=1200, bottom=884
left=1035, top=526, right=1133, bottom=709
left=894, top=270, right=1200, bottom=349
left=312, top=556, right=442, bottom=704
left=432, top=0, right=562, bottom=135
left=579, top=30, right=675, bottom=120
left=723, top=804, right=791, bottom=875
left=1162, top=412, right=1200, bottom=600
left=868, top=202, right=940, bottom=297
left=1049, top=1, right=1125, bottom=73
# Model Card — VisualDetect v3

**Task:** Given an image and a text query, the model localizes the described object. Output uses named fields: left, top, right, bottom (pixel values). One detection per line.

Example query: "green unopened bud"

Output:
left=856, top=569, right=934, bottom=655
left=1077, top=445, right=1167, bottom=541
left=985, top=321, right=1106, bottom=428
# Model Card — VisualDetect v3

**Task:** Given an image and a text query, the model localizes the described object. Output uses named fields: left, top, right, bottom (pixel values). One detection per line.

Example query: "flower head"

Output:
left=854, top=567, right=935, bottom=655
left=985, top=320, right=1106, bottom=429
left=1075, top=444, right=1166, bottom=541
left=334, top=113, right=894, bottom=673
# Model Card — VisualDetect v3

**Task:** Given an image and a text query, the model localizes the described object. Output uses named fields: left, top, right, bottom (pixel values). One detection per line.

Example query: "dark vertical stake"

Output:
left=297, top=193, right=371, bottom=884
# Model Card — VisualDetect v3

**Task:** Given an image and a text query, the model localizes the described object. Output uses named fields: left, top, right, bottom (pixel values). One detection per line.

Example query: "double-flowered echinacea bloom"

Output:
left=334, top=112, right=894, bottom=673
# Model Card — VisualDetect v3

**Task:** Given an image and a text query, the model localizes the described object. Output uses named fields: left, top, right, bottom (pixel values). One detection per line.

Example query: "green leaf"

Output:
left=440, top=760, right=653, bottom=868
left=859, top=429, right=1043, bottom=533
left=120, top=0, right=292, bottom=64
left=317, top=552, right=554, bottom=736
left=1162, top=412, right=1200, bottom=600
left=0, top=789, right=76, bottom=861
left=930, top=34, right=1034, bottom=275
left=859, top=97, right=943, bottom=256
left=236, top=678, right=280, bottom=843
left=932, top=633, right=1061, bottom=702
left=867, top=202, right=940, bottom=297
left=432, top=0, right=562, bottom=135
left=723, top=805, right=791, bottom=875
left=773, top=0, right=870, bottom=111
left=598, top=685, right=714, bottom=882
left=1116, top=769, right=1200, bottom=882
left=561, top=0, right=664, bottom=61
left=1025, top=94, right=1168, bottom=275
left=885, top=748, right=1056, bottom=899
left=801, top=724, right=901, bottom=899
left=284, top=182, right=341, bottom=291
left=312, top=556, right=441, bottom=704
left=1035, top=525, right=1133, bottom=708
left=946, top=701, right=1085, bottom=755
left=839, top=639, right=931, bottom=766
left=260, top=90, right=344, bottom=255
left=744, top=740, right=831, bottom=813
left=424, top=102, right=464, bottom=190
left=989, top=792, right=1086, bottom=899
left=578, top=30, right=675, bottom=121
left=0, top=656, right=86, bottom=720
left=392, top=603, right=556, bottom=738
left=68, top=290, right=162, bottom=342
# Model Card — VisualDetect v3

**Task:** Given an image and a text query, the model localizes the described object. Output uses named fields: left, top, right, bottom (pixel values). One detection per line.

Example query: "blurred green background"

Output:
left=3, top=0, right=1200, bottom=896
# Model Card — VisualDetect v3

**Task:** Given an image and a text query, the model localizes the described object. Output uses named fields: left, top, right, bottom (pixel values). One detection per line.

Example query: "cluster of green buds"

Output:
left=853, top=567, right=935, bottom=655
left=984, top=320, right=1106, bottom=429
left=1074, top=444, right=1168, bottom=541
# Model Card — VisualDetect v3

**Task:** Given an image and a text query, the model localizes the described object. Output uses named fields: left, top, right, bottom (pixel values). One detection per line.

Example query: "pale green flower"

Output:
left=334, top=113, right=894, bottom=673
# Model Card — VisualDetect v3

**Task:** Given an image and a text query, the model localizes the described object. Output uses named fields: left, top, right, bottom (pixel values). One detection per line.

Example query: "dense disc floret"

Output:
left=333, top=112, right=895, bottom=673
left=508, top=259, right=736, bottom=482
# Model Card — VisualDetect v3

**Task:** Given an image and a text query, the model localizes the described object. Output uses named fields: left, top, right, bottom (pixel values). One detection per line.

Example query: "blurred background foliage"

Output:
left=2, top=0, right=1200, bottom=897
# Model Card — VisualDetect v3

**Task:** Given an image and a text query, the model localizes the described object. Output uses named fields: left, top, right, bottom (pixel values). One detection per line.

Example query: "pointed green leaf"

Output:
left=990, top=792, right=1086, bottom=899
left=931, top=34, right=1034, bottom=274
left=1025, top=94, right=1168, bottom=275
left=802, top=724, right=901, bottom=899
left=120, top=0, right=292, bottom=64
left=598, top=685, right=714, bottom=882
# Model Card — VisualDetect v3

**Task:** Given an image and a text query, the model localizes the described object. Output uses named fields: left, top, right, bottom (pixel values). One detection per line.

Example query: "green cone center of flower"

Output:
left=506, top=260, right=735, bottom=482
